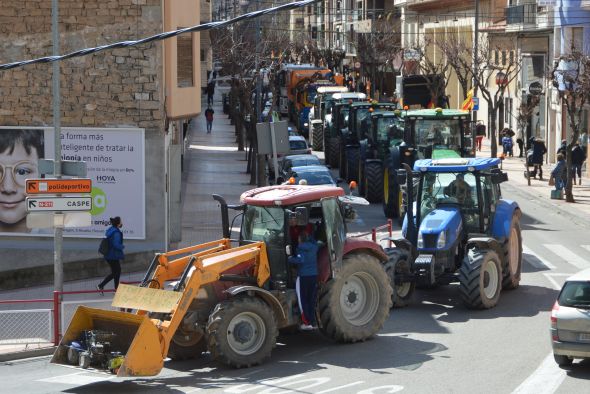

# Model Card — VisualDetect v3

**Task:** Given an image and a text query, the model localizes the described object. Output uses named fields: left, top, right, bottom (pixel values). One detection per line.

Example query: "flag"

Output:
left=461, top=89, right=474, bottom=111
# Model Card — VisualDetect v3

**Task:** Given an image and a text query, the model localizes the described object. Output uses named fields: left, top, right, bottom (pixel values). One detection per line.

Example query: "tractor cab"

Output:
left=404, top=108, right=475, bottom=160
left=368, top=110, right=405, bottom=154
left=348, top=102, right=397, bottom=145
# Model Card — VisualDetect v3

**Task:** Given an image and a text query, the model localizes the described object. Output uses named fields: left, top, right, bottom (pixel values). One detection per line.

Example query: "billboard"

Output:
left=0, top=127, right=145, bottom=239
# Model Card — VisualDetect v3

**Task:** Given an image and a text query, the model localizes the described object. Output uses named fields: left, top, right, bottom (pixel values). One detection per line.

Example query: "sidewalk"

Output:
left=0, top=91, right=253, bottom=361
left=478, top=137, right=590, bottom=223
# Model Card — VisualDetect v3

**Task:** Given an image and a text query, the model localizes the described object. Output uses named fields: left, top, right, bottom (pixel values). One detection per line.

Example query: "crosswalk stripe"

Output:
left=522, top=245, right=556, bottom=270
left=544, top=244, right=589, bottom=269
left=581, top=245, right=590, bottom=253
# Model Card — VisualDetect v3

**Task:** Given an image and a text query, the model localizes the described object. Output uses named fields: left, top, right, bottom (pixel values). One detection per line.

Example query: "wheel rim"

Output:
left=172, top=327, right=201, bottom=347
left=395, top=260, right=411, bottom=298
left=482, top=259, right=499, bottom=299
left=383, top=168, right=389, bottom=203
left=340, top=272, right=380, bottom=326
left=509, top=226, right=519, bottom=275
left=226, top=311, right=266, bottom=356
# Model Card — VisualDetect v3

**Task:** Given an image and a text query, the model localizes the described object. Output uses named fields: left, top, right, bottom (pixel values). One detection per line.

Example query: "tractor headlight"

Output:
left=437, top=231, right=446, bottom=248
left=417, top=233, right=424, bottom=248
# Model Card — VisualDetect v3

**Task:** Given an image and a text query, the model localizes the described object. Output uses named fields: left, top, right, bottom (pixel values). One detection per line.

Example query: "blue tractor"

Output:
left=387, top=157, right=522, bottom=309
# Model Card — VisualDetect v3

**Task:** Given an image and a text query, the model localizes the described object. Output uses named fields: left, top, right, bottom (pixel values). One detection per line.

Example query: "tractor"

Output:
left=376, top=108, right=476, bottom=219
left=308, top=86, right=349, bottom=150
left=52, top=185, right=392, bottom=376
left=339, top=102, right=397, bottom=183
left=387, top=158, right=522, bottom=310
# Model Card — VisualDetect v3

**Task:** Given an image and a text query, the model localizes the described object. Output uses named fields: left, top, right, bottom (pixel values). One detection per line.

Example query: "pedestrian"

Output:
left=551, top=153, right=567, bottom=191
left=475, top=123, right=486, bottom=151
left=502, top=133, right=514, bottom=157
left=557, top=139, right=567, bottom=157
left=516, top=137, right=524, bottom=158
left=289, top=231, right=319, bottom=330
left=572, top=142, right=586, bottom=185
left=531, top=138, right=547, bottom=180
left=205, top=106, right=214, bottom=134
left=207, top=83, right=215, bottom=106
left=97, top=216, right=125, bottom=292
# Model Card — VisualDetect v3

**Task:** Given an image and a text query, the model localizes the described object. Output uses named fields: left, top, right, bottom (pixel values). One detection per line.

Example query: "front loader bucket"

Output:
left=51, top=306, right=164, bottom=377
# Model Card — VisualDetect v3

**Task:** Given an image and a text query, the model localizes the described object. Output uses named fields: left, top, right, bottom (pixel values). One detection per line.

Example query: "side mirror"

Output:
left=396, top=169, right=407, bottom=186
left=295, top=206, right=309, bottom=226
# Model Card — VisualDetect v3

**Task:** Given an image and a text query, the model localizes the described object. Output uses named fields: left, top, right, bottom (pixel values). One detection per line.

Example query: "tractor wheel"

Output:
left=339, top=144, right=347, bottom=179
left=318, top=253, right=392, bottom=342
left=357, top=162, right=366, bottom=197
left=384, top=249, right=415, bottom=308
left=312, top=124, right=323, bottom=151
left=346, top=148, right=360, bottom=183
left=365, top=162, right=383, bottom=203
left=502, top=214, right=522, bottom=290
left=554, top=354, right=573, bottom=367
left=206, top=297, right=277, bottom=368
left=459, top=248, right=502, bottom=309
left=382, top=167, right=401, bottom=217
left=168, top=327, right=206, bottom=361
left=328, top=138, right=340, bottom=168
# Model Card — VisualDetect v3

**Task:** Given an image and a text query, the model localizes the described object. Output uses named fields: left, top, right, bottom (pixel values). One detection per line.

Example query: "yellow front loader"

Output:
left=51, top=239, right=280, bottom=377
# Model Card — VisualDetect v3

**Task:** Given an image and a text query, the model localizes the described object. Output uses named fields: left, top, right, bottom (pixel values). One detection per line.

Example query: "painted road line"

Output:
left=543, top=273, right=572, bottom=291
left=544, top=244, right=589, bottom=269
left=523, top=245, right=556, bottom=270
left=316, top=381, right=365, bottom=393
left=581, top=245, right=590, bottom=254
left=511, top=353, right=565, bottom=394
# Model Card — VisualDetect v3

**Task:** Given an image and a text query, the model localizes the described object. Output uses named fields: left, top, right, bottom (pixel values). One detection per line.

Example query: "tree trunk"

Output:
left=565, top=145, right=575, bottom=203
left=488, top=106, right=498, bottom=158
left=257, top=153, right=266, bottom=187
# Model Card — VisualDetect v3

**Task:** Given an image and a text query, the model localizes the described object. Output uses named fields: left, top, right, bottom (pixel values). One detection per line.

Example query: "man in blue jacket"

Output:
left=289, top=231, right=319, bottom=330
left=97, top=216, right=125, bottom=291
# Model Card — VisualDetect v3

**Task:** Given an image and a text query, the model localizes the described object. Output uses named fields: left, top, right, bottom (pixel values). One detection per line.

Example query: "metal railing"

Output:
left=350, top=219, right=394, bottom=248
left=506, top=3, right=536, bottom=25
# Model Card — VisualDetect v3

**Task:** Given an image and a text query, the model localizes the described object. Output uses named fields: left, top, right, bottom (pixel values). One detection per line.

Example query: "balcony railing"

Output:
left=505, top=3, right=536, bottom=25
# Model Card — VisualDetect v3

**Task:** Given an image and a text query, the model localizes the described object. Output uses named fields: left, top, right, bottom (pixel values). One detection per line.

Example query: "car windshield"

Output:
left=339, top=108, right=349, bottom=127
left=355, top=108, right=371, bottom=132
left=291, top=156, right=320, bottom=167
left=559, top=281, right=590, bottom=308
left=294, top=170, right=335, bottom=185
left=420, top=171, right=479, bottom=230
left=241, top=206, right=285, bottom=244
left=290, top=140, right=308, bottom=150
left=415, top=119, right=462, bottom=159
left=376, top=117, right=404, bottom=144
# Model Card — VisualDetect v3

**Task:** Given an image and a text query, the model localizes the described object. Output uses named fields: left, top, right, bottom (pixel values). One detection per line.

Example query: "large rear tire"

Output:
left=502, top=214, right=522, bottom=290
left=206, top=297, right=277, bottom=368
left=459, top=248, right=502, bottom=309
left=365, top=162, right=383, bottom=203
left=339, top=143, right=347, bottom=179
left=554, top=354, right=573, bottom=367
left=328, top=137, right=340, bottom=168
left=382, top=168, right=400, bottom=218
left=384, top=249, right=415, bottom=308
left=318, top=254, right=392, bottom=343
left=168, top=328, right=206, bottom=361
left=346, top=148, right=360, bottom=183
left=312, top=124, right=324, bottom=151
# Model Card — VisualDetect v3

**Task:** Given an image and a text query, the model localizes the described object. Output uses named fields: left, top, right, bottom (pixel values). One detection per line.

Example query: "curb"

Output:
left=0, top=346, right=56, bottom=362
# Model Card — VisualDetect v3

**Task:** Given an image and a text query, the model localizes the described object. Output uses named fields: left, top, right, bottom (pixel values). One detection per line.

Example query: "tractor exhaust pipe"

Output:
left=401, top=163, right=418, bottom=246
left=212, top=194, right=230, bottom=239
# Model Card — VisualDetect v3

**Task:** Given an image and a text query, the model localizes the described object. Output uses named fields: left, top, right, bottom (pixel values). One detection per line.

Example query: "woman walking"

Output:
left=97, top=216, right=125, bottom=291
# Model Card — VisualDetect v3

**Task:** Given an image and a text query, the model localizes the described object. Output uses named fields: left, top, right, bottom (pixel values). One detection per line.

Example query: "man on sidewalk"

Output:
left=205, top=106, right=214, bottom=134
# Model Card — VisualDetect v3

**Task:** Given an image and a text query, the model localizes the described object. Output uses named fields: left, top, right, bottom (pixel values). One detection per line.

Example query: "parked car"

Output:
left=276, top=154, right=321, bottom=183
left=289, top=135, right=311, bottom=155
left=288, top=126, right=299, bottom=137
left=551, top=268, right=590, bottom=367
left=287, top=165, right=340, bottom=186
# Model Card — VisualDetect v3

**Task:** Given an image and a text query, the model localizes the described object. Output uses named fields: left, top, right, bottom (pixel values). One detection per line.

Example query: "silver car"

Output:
left=551, top=268, right=590, bottom=367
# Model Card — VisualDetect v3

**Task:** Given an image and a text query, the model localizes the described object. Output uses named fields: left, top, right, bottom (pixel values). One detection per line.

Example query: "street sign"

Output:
left=26, top=178, right=92, bottom=194
left=529, top=81, right=543, bottom=96
left=472, top=97, right=480, bottom=111
left=26, top=212, right=92, bottom=229
left=256, top=121, right=290, bottom=155
left=37, top=159, right=87, bottom=177
left=26, top=196, right=92, bottom=212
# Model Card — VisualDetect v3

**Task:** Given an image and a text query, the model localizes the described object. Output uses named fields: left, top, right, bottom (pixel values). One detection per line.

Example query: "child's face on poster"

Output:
left=0, top=142, right=40, bottom=225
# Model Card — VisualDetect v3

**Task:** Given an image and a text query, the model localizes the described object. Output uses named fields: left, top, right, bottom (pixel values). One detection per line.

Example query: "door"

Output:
left=321, top=197, right=346, bottom=275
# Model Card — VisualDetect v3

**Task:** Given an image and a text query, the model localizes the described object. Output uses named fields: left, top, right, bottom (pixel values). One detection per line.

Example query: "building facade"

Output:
left=0, top=0, right=203, bottom=287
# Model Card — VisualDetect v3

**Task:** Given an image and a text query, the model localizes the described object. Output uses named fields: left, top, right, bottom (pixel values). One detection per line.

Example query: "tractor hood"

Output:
left=417, top=207, right=462, bottom=251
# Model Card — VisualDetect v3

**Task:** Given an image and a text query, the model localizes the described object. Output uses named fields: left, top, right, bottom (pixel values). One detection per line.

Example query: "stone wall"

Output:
left=0, top=0, right=168, bottom=282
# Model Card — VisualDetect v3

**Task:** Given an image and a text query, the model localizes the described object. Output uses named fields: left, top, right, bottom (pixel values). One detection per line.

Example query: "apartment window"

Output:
left=200, top=49, right=206, bottom=62
left=505, top=97, right=513, bottom=128
left=554, top=27, right=561, bottom=57
left=177, top=32, right=194, bottom=88
left=295, top=18, right=304, bottom=28
left=572, top=27, right=583, bottom=51
left=493, top=50, right=499, bottom=66
left=501, top=50, right=507, bottom=66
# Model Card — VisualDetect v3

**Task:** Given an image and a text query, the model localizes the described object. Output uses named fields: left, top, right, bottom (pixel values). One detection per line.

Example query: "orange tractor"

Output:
left=52, top=185, right=393, bottom=376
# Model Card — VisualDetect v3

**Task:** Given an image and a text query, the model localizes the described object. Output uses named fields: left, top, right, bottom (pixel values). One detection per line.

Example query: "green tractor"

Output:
left=379, top=108, right=475, bottom=219
left=339, top=102, right=397, bottom=183
left=308, top=87, right=350, bottom=151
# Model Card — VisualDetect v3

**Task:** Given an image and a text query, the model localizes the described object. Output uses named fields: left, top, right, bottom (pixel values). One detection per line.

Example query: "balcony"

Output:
left=505, top=3, right=536, bottom=25
left=406, top=0, right=465, bottom=11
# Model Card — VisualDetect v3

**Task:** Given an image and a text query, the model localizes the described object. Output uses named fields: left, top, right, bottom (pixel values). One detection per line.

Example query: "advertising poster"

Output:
left=0, top=127, right=145, bottom=239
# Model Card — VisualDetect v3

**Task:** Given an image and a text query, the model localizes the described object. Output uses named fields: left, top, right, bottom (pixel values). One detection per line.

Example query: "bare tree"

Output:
left=437, top=34, right=473, bottom=101
left=549, top=51, right=590, bottom=202
left=516, top=95, right=540, bottom=145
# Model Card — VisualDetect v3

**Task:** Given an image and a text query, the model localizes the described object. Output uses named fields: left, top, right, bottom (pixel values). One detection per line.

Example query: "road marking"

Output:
left=523, top=245, right=556, bottom=270
left=36, top=371, right=115, bottom=385
left=543, top=273, right=571, bottom=291
left=224, top=374, right=306, bottom=393
left=581, top=245, right=590, bottom=253
left=544, top=244, right=589, bottom=269
left=257, top=377, right=330, bottom=393
left=316, top=381, right=364, bottom=393
left=511, top=353, right=565, bottom=394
